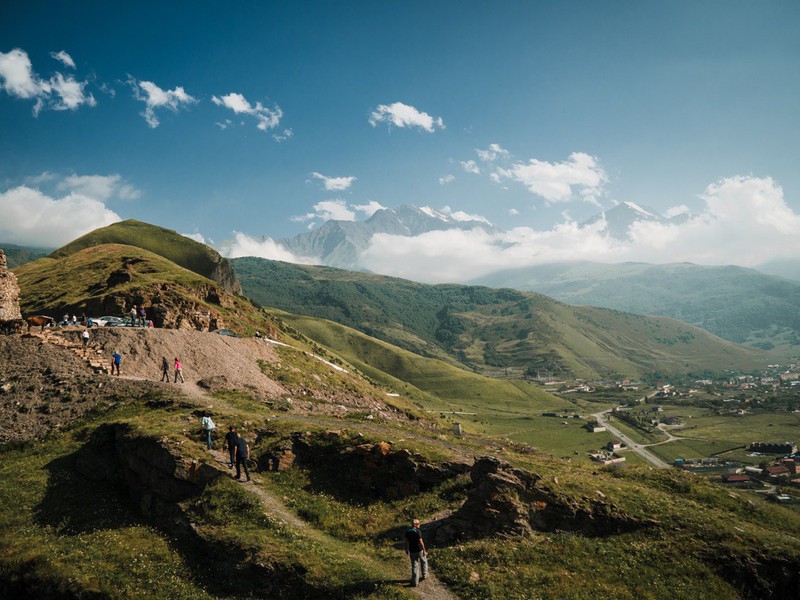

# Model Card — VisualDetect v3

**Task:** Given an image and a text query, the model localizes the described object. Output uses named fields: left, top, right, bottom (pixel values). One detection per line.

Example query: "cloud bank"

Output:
left=310, top=172, right=356, bottom=191
left=369, top=101, right=444, bottom=132
left=219, top=232, right=315, bottom=263
left=359, top=176, right=800, bottom=283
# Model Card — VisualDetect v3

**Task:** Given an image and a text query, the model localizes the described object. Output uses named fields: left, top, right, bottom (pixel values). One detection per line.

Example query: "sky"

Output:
left=1, top=1, right=800, bottom=281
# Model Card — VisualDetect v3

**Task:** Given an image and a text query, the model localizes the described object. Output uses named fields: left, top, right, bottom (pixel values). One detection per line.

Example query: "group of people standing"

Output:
left=129, top=305, right=149, bottom=327
left=201, top=416, right=251, bottom=481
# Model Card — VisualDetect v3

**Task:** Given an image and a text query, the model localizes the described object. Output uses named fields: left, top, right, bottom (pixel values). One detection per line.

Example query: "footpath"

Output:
left=30, top=329, right=113, bottom=375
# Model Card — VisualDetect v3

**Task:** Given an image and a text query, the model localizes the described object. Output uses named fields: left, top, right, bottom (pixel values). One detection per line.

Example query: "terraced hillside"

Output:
left=233, top=258, right=764, bottom=379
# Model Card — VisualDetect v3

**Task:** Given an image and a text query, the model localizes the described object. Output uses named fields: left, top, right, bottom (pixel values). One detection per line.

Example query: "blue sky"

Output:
left=2, top=1, right=800, bottom=278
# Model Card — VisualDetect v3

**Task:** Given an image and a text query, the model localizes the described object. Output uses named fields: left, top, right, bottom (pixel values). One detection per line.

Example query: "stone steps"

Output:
left=32, top=331, right=112, bottom=375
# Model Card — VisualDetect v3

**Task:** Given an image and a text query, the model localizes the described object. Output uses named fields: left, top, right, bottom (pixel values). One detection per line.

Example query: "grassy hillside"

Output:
left=233, top=258, right=765, bottom=378
left=0, top=243, right=52, bottom=268
left=16, top=244, right=262, bottom=334
left=472, top=261, right=800, bottom=356
left=2, top=334, right=799, bottom=598
left=50, top=220, right=241, bottom=293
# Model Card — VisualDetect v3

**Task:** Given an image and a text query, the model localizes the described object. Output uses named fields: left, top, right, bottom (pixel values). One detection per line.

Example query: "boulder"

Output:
left=431, top=456, right=648, bottom=544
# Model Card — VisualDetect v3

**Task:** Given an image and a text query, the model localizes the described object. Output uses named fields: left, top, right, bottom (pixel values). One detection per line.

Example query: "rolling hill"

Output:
left=471, top=261, right=800, bottom=355
left=50, top=220, right=242, bottom=293
left=0, top=243, right=52, bottom=268
left=232, top=257, right=764, bottom=379
left=15, top=243, right=263, bottom=333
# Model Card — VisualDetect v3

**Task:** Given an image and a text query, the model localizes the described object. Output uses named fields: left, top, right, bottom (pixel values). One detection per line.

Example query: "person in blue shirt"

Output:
left=404, top=518, right=428, bottom=586
left=111, top=351, right=122, bottom=376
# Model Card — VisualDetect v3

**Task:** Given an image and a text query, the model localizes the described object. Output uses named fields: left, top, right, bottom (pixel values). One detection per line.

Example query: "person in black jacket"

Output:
left=234, top=435, right=250, bottom=481
left=224, top=426, right=239, bottom=468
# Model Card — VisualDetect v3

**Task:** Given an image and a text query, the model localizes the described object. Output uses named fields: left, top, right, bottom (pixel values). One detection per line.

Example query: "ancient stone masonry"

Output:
left=0, top=249, right=23, bottom=332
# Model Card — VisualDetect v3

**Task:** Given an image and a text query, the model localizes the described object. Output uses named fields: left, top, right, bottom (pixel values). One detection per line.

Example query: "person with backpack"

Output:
left=225, top=426, right=239, bottom=468
left=160, top=357, right=170, bottom=382
left=201, top=414, right=216, bottom=449
left=234, top=434, right=251, bottom=481
left=404, top=518, right=428, bottom=587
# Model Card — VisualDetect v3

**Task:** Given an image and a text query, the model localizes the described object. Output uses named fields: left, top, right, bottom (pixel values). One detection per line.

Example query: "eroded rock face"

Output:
left=76, top=423, right=222, bottom=521
left=0, top=249, right=22, bottom=323
left=431, top=456, right=647, bottom=544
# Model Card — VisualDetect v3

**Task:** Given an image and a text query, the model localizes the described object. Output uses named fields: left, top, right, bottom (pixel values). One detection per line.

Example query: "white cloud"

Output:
left=50, top=50, right=75, bottom=69
left=311, top=199, right=356, bottom=222
left=0, top=48, right=95, bottom=115
left=495, top=152, right=608, bottom=205
left=212, top=92, right=283, bottom=132
left=273, top=128, right=293, bottom=142
left=57, top=174, right=140, bottom=201
left=310, top=172, right=356, bottom=191
left=460, top=160, right=481, bottom=175
left=476, top=143, right=509, bottom=162
left=440, top=206, right=491, bottom=225
left=0, top=184, right=121, bottom=247
left=353, top=200, right=386, bottom=217
left=664, top=204, right=690, bottom=218
left=215, top=119, right=232, bottom=130
left=181, top=232, right=207, bottom=244
left=359, top=176, right=800, bottom=283
left=508, top=208, right=520, bottom=216
left=129, top=78, right=196, bottom=128
left=439, top=174, right=455, bottom=185
left=219, top=232, right=316, bottom=263
left=290, top=213, right=316, bottom=223
left=369, top=101, right=444, bottom=132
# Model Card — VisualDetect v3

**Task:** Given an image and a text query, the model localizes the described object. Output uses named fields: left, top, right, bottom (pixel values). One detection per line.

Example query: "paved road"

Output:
left=592, top=409, right=671, bottom=469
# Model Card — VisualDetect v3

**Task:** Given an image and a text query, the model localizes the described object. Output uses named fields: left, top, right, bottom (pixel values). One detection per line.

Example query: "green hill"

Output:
left=0, top=243, right=52, bottom=268
left=51, top=220, right=241, bottom=293
left=15, top=244, right=264, bottom=334
left=233, top=257, right=765, bottom=379
left=472, top=261, right=800, bottom=356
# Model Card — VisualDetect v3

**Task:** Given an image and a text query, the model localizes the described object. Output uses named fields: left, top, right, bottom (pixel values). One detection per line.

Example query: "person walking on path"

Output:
left=111, top=350, right=122, bottom=376
left=174, top=357, right=185, bottom=383
left=160, top=357, right=170, bottom=382
left=225, top=426, right=239, bottom=468
left=234, top=435, right=251, bottom=481
left=404, top=518, right=428, bottom=587
left=201, top=414, right=216, bottom=450
left=81, top=328, right=90, bottom=356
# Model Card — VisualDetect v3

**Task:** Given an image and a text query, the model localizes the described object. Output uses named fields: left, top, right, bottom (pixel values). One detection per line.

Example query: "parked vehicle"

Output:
left=88, top=317, right=109, bottom=327
left=214, top=329, right=239, bottom=337
left=99, top=316, right=125, bottom=327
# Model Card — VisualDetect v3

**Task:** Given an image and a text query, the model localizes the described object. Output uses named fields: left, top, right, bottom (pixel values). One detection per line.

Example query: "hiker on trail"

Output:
left=225, top=426, right=239, bottom=468
left=72, top=315, right=77, bottom=326
left=138, top=306, right=146, bottom=326
left=254, top=330, right=261, bottom=339
left=130, top=305, right=137, bottom=326
left=160, top=357, right=170, bottom=382
left=405, top=518, right=428, bottom=587
left=234, top=434, right=251, bottom=481
left=201, top=414, right=216, bottom=449
left=174, top=357, right=185, bottom=383
left=81, top=328, right=90, bottom=355
left=111, top=350, right=122, bottom=376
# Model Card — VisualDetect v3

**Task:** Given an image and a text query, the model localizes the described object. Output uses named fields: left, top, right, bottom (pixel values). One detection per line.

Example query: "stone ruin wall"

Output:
left=0, top=249, right=22, bottom=322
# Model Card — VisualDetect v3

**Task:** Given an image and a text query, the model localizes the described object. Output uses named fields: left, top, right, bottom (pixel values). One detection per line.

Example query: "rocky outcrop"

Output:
left=0, top=249, right=22, bottom=324
left=431, top=456, right=648, bottom=544
left=76, top=423, right=222, bottom=522
left=260, top=431, right=470, bottom=500
left=210, top=258, right=242, bottom=295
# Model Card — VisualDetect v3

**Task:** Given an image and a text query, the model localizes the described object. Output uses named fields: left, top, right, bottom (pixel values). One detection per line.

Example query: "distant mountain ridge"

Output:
left=472, top=261, right=800, bottom=355
left=281, top=204, right=500, bottom=270
left=0, top=243, right=53, bottom=269
left=581, top=201, right=690, bottom=240
left=232, top=256, right=763, bottom=379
